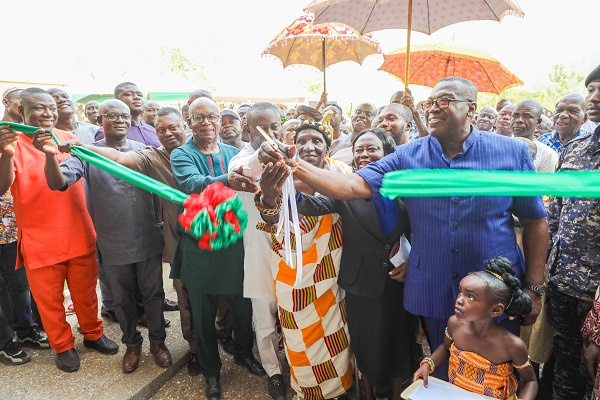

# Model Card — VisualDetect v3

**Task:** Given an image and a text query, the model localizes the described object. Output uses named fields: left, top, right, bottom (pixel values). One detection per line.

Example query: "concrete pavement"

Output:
left=0, top=264, right=190, bottom=400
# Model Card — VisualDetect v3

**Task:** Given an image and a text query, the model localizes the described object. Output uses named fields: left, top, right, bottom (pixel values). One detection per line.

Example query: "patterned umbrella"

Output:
left=380, top=42, right=523, bottom=94
left=305, top=0, right=524, bottom=88
left=262, top=14, right=382, bottom=92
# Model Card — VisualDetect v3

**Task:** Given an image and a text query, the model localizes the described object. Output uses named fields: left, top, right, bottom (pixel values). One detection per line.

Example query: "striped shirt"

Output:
left=357, top=128, right=547, bottom=319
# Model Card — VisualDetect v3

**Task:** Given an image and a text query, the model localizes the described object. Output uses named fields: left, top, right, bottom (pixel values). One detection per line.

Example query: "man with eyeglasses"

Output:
left=259, top=76, right=548, bottom=380
left=0, top=88, right=118, bottom=372
left=34, top=99, right=170, bottom=374
left=538, top=93, right=588, bottom=154
left=171, top=97, right=263, bottom=400
left=332, top=103, right=377, bottom=165
left=95, top=82, right=160, bottom=147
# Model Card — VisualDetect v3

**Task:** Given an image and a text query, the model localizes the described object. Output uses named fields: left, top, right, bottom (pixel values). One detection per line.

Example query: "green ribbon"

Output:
left=381, top=169, right=600, bottom=198
left=3, top=122, right=188, bottom=205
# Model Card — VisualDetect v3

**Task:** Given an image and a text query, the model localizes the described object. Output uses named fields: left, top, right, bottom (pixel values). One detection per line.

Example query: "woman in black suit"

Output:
left=284, top=128, right=420, bottom=399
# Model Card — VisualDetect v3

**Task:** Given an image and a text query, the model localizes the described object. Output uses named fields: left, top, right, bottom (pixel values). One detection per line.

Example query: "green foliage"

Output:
left=303, top=78, right=324, bottom=95
left=477, top=64, right=585, bottom=111
left=160, top=47, right=208, bottom=83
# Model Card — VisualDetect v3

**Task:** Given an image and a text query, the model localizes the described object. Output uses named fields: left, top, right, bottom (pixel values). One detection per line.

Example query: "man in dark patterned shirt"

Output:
left=546, top=64, right=600, bottom=400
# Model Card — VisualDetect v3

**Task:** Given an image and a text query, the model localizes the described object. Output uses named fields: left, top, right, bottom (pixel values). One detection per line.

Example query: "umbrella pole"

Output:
left=404, top=0, right=413, bottom=90
left=323, top=40, right=327, bottom=93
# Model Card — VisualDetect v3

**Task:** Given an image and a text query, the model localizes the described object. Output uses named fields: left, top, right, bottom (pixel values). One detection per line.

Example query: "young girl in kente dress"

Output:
left=413, top=257, right=538, bottom=400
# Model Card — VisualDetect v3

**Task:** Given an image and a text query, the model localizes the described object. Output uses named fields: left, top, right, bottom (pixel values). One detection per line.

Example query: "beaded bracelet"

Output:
left=420, top=357, right=435, bottom=372
left=512, top=357, right=531, bottom=370
left=254, top=191, right=283, bottom=216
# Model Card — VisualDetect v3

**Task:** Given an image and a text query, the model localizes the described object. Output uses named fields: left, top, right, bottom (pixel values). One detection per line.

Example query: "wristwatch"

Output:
left=524, top=282, right=545, bottom=297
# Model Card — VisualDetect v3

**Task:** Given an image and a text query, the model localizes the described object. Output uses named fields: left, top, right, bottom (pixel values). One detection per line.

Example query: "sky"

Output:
left=2, top=0, right=599, bottom=111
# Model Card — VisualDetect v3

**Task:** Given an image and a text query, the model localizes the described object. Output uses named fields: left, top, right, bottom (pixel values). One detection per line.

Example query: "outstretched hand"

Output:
left=32, top=129, right=57, bottom=155
left=259, top=162, right=290, bottom=207
left=228, top=166, right=258, bottom=193
left=58, top=138, right=83, bottom=153
left=258, top=142, right=298, bottom=168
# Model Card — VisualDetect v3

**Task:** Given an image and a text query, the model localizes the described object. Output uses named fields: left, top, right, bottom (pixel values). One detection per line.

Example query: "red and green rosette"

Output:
left=178, top=182, right=248, bottom=251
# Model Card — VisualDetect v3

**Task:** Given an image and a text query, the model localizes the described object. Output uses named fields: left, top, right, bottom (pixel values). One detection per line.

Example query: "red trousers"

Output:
left=26, top=251, right=103, bottom=353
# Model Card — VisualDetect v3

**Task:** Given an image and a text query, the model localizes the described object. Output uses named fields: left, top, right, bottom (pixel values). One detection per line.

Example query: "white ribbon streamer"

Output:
left=276, top=173, right=303, bottom=287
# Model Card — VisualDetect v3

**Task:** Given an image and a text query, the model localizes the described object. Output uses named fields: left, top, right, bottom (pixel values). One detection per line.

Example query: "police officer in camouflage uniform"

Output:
left=546, top=64, right=600, bottom=400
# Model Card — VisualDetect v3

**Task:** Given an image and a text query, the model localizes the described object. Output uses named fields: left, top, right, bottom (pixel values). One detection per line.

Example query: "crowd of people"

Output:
left=0, top=62, right=598, bottom=400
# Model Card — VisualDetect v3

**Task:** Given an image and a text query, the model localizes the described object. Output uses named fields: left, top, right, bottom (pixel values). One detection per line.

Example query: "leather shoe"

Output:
left=218, top=336, right=234, bottom=355
left=122, top=345, right=141, bottom=373
left=150, top=342, right=172, bottom=368
left=163, top=298, right=180, bottom=311
left=56, top=348, right=80, bottom=372
left=268, top=374, right=286, bottom=400
left=84, top=335, right=119, bottom=355
left=205, top=376, right=221, bottom=400
left=137, top=314, right=170, bottom=328
left=187, top=353, right=201, bottom=376
left=235, top=355, right=266, bottom=376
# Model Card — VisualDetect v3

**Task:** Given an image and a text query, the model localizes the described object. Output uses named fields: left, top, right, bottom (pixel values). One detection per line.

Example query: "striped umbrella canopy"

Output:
left=380, top=42, right=523, bottom=94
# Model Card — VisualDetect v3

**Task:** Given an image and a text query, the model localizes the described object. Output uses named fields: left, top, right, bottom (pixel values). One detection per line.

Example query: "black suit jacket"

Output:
left=297, top=193, right=410, bottom=298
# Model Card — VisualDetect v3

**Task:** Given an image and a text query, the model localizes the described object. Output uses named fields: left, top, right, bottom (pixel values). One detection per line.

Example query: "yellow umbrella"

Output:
left=380, top=42, right=523, bottom=94
left=262, top=14, right=382, bottom=92
left=306, top=0, right=525, bottom=89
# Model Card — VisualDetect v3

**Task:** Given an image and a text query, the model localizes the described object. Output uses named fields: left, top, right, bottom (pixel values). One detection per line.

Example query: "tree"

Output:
left=477, top=64, right=585, bottom=112
left=160, top=47, right=210, bottom=85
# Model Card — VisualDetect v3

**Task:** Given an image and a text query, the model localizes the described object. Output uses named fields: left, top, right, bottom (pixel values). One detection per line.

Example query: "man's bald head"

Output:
left=556, top=93, right=586, bottom=109
left=188, top=89, right=213, bottom=105
left=516, top=100, right=543, bottom=118
left=189, top=97, right=218, bottom=114
left=390, top=90, right=404, bottom=104
left=19, top=87, right=51, bottom=108
left=476, top=107, right=498, bottom=132
left=99, top=99, right=130, bottom=114
left=439, top=77, right=478, bottom=101
left=554, top=92, right=587, bottom=138
left=18, top=88, right=57, bottom=128
left=511, top=100, right=543, bottom=139
left=142, top=101, right=161, bottom=126
left=99, top=99, right=131, bottom=138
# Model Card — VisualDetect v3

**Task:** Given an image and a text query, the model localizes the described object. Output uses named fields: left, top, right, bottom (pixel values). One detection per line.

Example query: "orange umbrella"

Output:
left=305, top=0, right=525, bottom=90
left=380, top=42, right=523, bottom=94
left=262, top=14, right=381, bottom=92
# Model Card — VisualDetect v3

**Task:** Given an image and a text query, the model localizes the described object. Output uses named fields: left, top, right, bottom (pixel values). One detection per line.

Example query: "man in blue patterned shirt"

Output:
left=259, top=77, right=548, bottom=380
left=537, top=93, right=588, bottom=154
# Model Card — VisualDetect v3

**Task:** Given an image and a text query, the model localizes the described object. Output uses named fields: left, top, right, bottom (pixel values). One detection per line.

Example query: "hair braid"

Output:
left=484, top=257, right=532, bottom=317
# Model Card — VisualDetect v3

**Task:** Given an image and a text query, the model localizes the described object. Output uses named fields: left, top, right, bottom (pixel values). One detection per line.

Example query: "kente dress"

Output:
left=446, top=329, right=519, bottom=400
left=267, top=158, right=353, bottom=400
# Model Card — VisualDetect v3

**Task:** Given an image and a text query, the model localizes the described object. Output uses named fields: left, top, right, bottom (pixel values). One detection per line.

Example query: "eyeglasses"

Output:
left=101, top=113, right=131, bottom=122
left=422, top=97, right=472, bottom=111
left=353, top=109, right=374, bottom=118
left=190, top=114, right=219, bottom=123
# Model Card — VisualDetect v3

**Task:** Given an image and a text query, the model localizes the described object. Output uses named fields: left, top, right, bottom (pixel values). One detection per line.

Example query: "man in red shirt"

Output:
left=0, top=88, right=118, bottom=372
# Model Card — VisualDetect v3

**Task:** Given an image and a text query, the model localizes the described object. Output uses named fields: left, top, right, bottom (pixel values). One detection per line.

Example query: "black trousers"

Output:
left=104, top=254, right=165, bottom=347
left=0, top=242, right=36, bottom=347
left=547, top=283, right=593, bottom=400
